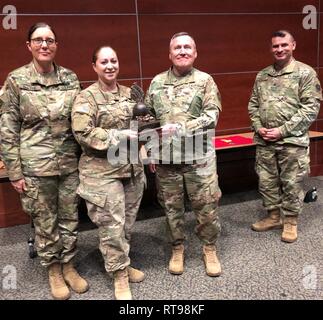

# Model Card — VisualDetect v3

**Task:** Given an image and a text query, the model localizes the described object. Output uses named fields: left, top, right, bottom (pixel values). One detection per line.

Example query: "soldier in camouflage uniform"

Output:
left=248, top=30, right=322, bottom=243
left=0, top=23, right=88, bottom=300
left=145, top=32, right=222, bottom=277
left=72, top=46, right=145, bottom=300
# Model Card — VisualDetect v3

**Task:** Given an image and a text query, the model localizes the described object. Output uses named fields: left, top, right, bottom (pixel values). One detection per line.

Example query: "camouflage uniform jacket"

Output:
left=248, top=59, right=322, bottom=147
left=145, top=67, right=222, bottom=163
left=72, top=82, right=143, bottom=182
left=0, top=62, right=80, bottom=181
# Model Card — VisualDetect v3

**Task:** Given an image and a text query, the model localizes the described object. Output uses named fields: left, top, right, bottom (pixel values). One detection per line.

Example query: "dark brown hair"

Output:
left=92, top=45, right=117, bottom=64
left=27, top=22, right=57, bottom=41
left=272, top=30, right=295, bottom=41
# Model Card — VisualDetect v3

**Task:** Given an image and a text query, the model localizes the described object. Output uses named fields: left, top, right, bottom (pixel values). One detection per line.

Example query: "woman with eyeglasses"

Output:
left=71, top=46, right=145, bottom=300
left=0, top=22, right=88, bottom=300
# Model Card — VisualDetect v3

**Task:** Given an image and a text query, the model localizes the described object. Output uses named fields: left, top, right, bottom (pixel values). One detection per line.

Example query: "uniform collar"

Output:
left=95, top=82, right=130, bottom=102
left=29, top=61, right=65, bottom=86
left=266, top=58, right=296, bottom=76
left=165, top=67, right=196, bottom=85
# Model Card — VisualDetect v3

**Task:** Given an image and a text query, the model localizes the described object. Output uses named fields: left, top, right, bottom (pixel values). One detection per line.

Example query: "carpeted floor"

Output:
left=0, top=176, right=322, bottom=300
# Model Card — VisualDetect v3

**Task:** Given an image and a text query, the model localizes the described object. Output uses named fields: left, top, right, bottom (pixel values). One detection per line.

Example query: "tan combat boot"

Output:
left=128, top=266, right=145, bottom=283
left=203, top=245, right=222, bottom=277
left=48, top=263, right=70, bottom=300
left=114, top=269, right=132, bottom=300
left=169, top=244, right=184, bottom=275
left=281, top=216, right=298, bottom=243
left=251, top=209, right=282, bottom=231
left=62, top=261, right=89, bottom=294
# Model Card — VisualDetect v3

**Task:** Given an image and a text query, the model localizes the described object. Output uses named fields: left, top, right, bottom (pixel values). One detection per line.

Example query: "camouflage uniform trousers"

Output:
left=156, top=157, right=222, bottom=246
left=20, top=171, right=79, bottom=267
left=255, top=144, right=309, bottom=217
left=85, top=171, right=145, bottom=274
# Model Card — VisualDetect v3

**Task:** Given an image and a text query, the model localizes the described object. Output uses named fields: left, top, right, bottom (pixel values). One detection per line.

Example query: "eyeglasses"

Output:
left=30, top=38, right=56, bottom=47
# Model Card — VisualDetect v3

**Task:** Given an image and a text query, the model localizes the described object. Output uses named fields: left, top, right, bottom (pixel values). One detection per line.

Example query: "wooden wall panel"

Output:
left=7, top=0, right=135, bottom=13
left=215, top=73, right=255, bottom=133
left=139, top=14, right=317, bottom=77
left=138, top=0, right=318, bottom=14
left=319, top=13, right=323, bottom=68
left=0, top=15, right=140, bottom=84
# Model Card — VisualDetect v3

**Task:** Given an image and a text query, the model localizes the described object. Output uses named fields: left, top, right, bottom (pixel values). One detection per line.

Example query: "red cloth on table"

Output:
left=213, top=135, right=254, bottom=148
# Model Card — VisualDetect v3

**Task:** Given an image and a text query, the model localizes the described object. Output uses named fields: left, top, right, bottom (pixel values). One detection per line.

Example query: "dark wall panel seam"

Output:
left=135, top=0, right=143, bottom=88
